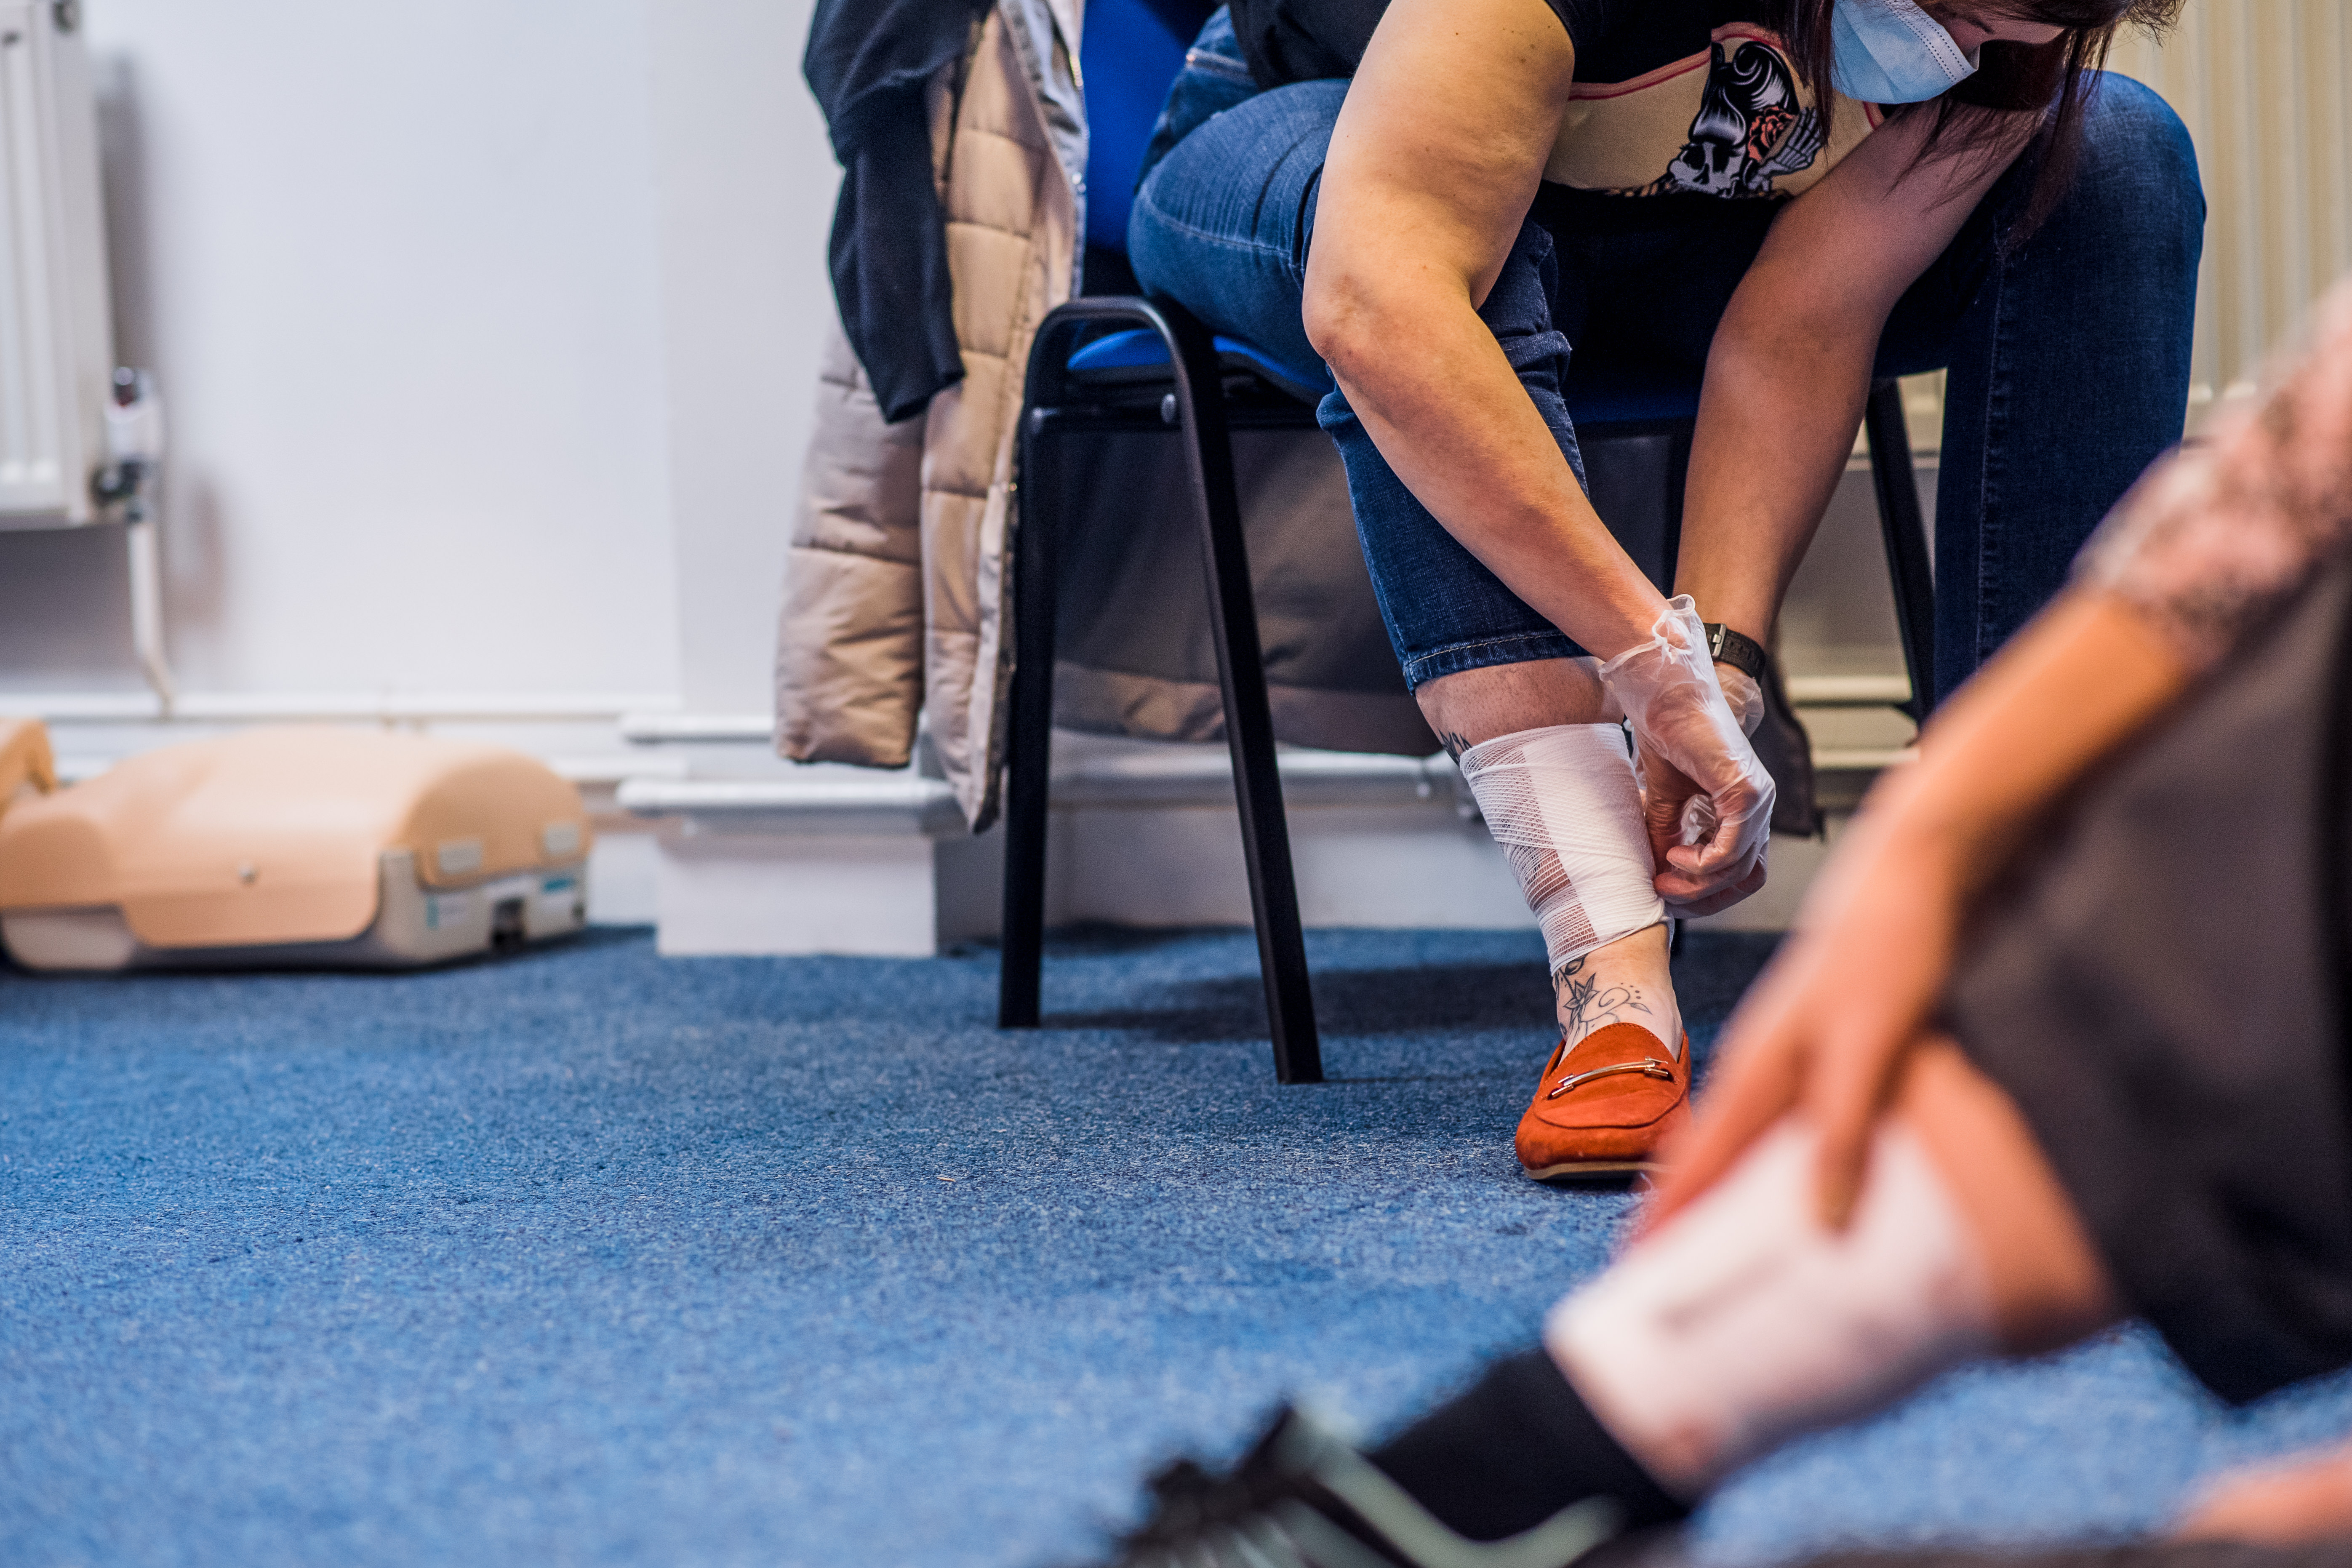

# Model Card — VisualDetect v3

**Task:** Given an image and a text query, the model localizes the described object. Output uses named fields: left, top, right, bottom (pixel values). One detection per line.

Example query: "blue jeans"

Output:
left=1128, top=12, right=2205, bottom=704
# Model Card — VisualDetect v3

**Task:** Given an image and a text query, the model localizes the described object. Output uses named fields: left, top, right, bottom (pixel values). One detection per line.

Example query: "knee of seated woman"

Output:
left=2072, top=71, right=2205, bottom=222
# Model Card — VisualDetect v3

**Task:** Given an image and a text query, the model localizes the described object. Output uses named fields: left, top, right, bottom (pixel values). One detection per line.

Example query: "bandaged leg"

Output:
left=1546, top=1119, right=1997, bottom=1494
left=1457, top=724, right=1665, bottom=975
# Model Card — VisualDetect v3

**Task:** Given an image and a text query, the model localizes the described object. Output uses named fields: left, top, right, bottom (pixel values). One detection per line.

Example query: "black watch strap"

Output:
left=1703, top=622, right=1768, bottom=685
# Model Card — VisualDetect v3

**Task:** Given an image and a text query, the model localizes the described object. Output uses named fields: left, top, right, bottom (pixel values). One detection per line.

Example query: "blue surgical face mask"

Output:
left=1830, top=0, right=1980, bottom=104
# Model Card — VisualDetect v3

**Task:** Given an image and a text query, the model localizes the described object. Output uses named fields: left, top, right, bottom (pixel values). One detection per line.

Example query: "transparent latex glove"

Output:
left=1715, top=663, right=1765, bottom=737
left=1598, top=596, right=1775, bottom=914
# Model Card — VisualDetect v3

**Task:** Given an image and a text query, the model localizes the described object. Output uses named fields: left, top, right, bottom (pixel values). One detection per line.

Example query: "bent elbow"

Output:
left=1302, top=272, right=1385, bottom=390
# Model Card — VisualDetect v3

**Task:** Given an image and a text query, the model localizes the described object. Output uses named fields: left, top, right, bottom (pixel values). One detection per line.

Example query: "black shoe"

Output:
left=1091, top=1406, right=1624, bottom=1568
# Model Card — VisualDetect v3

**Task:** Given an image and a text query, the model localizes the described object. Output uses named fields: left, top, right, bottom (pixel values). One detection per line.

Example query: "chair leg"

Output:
left=1661, top=419, right=1691, bottom=597
left=1161, top=308, right=1323, bottom=1085
left=1863, top=380, right=1938, bottom=725
left=998, top=408, right=1059, bottom=1029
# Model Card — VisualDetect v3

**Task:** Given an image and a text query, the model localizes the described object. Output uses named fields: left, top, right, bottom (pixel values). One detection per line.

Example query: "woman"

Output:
left=1128, top=0, right=2198, bottom=1176
left=1075, top=272, right=2352, bottom=1568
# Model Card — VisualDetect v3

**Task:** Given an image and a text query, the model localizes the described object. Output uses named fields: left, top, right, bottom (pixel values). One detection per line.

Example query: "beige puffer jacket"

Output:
left=777, top=0, right=1080, bottom=828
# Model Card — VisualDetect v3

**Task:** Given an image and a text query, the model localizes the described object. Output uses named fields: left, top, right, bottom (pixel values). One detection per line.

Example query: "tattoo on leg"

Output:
left=1555, top=955, right=1652, bottom=1045
left=1438, top=730, right=1473, bottom=760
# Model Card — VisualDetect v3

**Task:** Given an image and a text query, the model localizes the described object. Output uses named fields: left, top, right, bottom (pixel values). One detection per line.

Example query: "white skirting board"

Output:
left=619, top=737, right=1835, bottom=958
left=1029, top=803, right=1533, bottom=936
left=653, top=831, right=946, bottom=957
left=636, top=803, right=1536, bottom=960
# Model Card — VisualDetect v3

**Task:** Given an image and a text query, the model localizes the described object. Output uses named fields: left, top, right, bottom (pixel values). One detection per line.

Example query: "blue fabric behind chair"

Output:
left=1069, top=0, right=1326, bottom=400
left=1080, top=0, right=1217, bottom=255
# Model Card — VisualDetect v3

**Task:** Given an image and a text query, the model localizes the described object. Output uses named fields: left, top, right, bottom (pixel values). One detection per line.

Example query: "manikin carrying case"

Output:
left=0, top=726, right=591, bottom=971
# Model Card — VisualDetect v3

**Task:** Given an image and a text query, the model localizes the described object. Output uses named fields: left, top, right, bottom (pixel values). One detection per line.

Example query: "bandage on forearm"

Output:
left=1458, top=724, right=1664, bottom=974
left=1545, top=1121, right=1996, bottom=1495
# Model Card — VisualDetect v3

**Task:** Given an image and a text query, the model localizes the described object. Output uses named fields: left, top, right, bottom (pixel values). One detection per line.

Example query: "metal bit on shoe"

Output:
left=1548, top=1059, right=1675, bottom=1101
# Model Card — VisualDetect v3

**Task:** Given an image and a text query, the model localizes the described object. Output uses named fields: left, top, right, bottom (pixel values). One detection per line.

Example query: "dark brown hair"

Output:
left=1760, top=0, right=2183, bottom=244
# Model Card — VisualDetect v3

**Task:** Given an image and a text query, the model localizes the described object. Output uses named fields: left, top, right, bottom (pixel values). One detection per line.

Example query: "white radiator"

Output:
left=2109, top=0, right=2352, bottom=419
left=0, top=0, right=111, bottom=526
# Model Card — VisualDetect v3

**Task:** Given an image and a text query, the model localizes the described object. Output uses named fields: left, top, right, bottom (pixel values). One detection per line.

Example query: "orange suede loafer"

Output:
left=1515, top=1020, right=1691, bottom=1180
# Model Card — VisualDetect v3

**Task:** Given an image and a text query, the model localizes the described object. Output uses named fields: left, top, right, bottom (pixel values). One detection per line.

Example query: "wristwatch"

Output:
left=1703, top=622, right=1768, bottom=685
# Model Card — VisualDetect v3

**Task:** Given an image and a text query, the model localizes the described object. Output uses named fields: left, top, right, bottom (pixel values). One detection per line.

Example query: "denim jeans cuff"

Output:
left=1398, top=630, right=1587, bottom=690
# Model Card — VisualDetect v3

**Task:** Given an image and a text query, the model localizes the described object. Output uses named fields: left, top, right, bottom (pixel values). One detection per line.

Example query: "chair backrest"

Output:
left=1080, top=0, right=1218, bottom=255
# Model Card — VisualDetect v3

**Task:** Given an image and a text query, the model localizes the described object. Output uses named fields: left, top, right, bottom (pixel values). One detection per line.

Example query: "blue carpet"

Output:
left=2, top=927, right=2347, bottom=1568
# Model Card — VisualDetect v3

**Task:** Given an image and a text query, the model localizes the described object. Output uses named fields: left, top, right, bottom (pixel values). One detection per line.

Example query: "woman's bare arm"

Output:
left=1675, top=103, right=2042, bottom=647
left=1304, top=0, right=1666, bottom=661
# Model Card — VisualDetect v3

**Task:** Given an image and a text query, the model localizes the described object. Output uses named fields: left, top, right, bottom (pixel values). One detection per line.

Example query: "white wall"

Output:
left=645, top=0, right=840, bottom=712
left=0, top=0, right=840, bottom=712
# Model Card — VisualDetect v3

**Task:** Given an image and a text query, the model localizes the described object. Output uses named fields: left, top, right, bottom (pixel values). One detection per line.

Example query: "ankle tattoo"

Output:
left=1555, top=956, right=1654, bottom=1046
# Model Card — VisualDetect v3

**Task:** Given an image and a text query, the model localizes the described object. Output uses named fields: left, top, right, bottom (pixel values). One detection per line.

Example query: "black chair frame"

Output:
left=1861, top=379, right=1939, bottom=725
left=998, top=295, right=1326, bottom=1084
left=998, top=291, right=1938, bottom=1083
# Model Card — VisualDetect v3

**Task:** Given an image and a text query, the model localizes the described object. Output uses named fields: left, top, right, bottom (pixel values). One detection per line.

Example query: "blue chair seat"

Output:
left=1066, top=326, right=1335, bottom=405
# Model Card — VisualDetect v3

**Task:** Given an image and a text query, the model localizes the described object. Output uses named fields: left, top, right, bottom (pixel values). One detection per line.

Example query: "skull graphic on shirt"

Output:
left=1625, top=40, right=1827, bottom=198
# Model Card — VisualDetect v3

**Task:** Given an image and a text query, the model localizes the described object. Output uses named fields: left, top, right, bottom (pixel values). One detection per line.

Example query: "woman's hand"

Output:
left=1714, top=663, right=1765, bottom=736
left=1646, top=806, right=1966, bottom=1230
left=1601, top=597, right=1774, bottom=912
left=1636, top=744, right=1768, bottom=915
left=1633, top=658, right=1766, bottom=914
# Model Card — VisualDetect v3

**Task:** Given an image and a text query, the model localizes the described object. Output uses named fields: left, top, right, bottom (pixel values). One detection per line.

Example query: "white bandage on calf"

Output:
left=1546, top=1121, right=1996, bottom=1495
left=1458, top=723, right=1664, bottom=973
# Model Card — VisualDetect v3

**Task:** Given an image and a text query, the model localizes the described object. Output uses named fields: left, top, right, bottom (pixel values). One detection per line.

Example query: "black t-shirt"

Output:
left=1225, top=0, right=1885, bottom=201
left=1229, top=0, right=1731, bottom=85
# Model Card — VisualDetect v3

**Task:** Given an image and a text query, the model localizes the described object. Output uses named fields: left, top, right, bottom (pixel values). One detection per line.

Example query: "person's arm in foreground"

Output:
left=1651, top=273, right=2352, bottom=1232
left=1673, top=93, right=2040, bottom=652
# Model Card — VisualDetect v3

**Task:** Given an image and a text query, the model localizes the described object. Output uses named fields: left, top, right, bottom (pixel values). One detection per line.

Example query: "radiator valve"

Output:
left=92, top=366, right=165, bottom=521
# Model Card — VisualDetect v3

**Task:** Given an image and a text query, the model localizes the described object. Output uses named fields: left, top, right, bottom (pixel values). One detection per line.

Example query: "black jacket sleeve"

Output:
left=805, top=0, right=991, bottom=424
